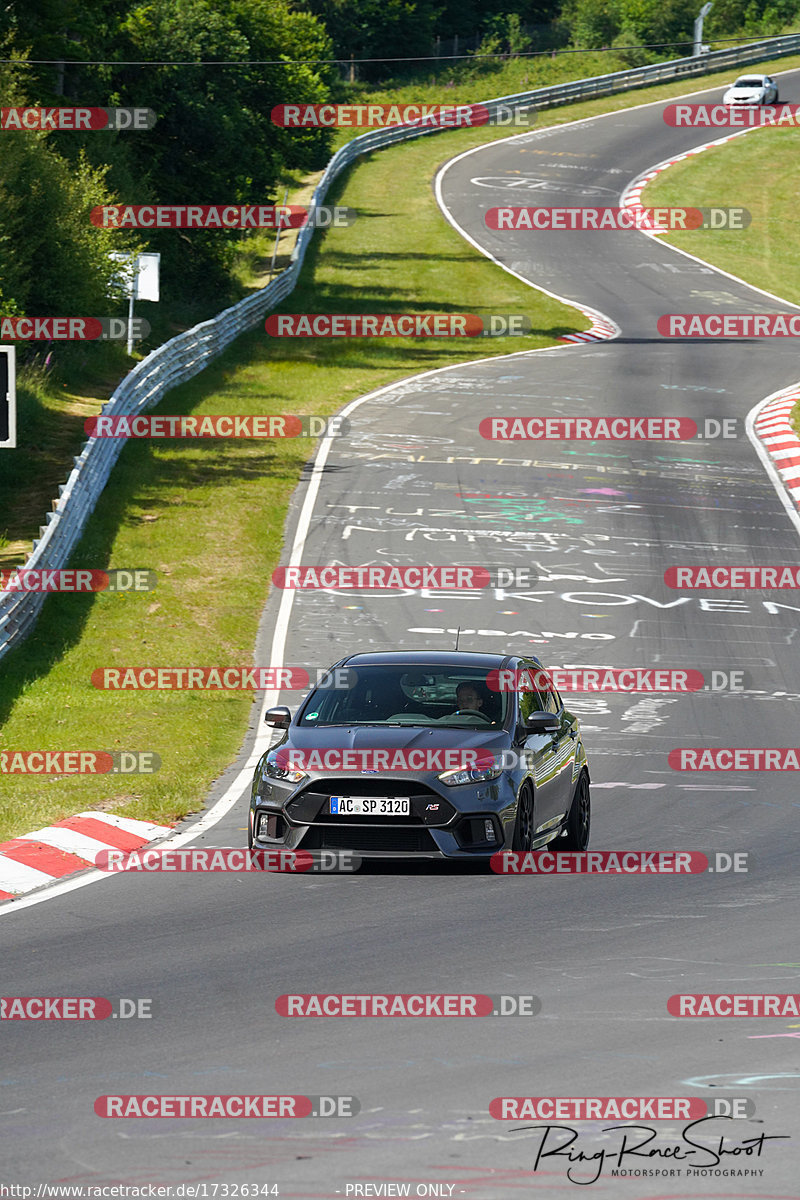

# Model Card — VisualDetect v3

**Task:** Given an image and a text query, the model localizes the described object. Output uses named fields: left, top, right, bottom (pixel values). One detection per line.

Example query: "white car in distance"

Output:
left=723, top=74, right=779, bottom=105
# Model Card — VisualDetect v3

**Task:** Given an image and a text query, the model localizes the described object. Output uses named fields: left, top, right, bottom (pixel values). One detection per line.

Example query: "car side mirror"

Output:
left=522, top=711, right=559, bottom=735
left=264, top=705, right=291, bottom=728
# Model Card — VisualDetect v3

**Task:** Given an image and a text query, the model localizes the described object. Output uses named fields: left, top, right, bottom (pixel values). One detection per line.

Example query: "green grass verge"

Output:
left=3, top=49, right=800, bottom=841
left=641, top=105, right=800, bottom=432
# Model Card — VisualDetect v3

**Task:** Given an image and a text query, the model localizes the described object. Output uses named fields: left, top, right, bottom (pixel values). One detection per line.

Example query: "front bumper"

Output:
left=250, top=773, right=518, bottom=859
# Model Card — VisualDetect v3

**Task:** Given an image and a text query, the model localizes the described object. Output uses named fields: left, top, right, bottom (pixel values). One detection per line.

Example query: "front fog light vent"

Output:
left=257, top=812, right=283, bottom=839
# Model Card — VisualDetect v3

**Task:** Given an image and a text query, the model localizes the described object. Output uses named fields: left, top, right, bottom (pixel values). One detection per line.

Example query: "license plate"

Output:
left=329, top=796, right=410, bottom=816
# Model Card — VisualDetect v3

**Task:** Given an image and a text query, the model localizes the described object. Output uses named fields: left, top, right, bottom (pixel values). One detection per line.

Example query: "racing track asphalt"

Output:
left=2, top=69, right=800, bottom=1196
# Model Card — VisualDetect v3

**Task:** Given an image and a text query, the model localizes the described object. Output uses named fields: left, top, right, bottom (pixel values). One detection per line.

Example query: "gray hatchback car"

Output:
left=248, top=650, right=590, bottom=860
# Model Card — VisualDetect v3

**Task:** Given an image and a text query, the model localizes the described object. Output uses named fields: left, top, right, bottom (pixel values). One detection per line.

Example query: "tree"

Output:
left=298, top=0, right=440, bottom=78
left=0, top=58, right=129, bottom=317
left=561, top=0, right=697, bottom=51
left=0, top=0, right=131, bottom=100
left=117, top=0, right=334, bottom=201
left=105, top=0, right=336, bottom=297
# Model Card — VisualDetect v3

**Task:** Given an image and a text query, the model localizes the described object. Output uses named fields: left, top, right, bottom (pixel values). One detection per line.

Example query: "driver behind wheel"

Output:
left=454, top=682, right=484, bottom=714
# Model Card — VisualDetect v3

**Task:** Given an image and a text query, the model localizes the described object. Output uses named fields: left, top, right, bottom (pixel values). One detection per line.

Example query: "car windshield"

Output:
left=734, top=78, right=764, bottom=87
left=298, top=664, right=509, bottom=727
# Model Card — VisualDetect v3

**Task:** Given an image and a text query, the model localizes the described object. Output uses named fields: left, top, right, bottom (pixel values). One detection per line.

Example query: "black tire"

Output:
left=774, top=90, right=779, bottom=103
left=561, top=772, right=591, bottom=851
left=512, top=785, right=535, bottom=851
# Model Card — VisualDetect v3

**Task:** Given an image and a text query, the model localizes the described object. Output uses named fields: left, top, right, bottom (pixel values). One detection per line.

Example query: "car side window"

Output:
left=541, top=680, right=561, bottom=716
left=517, top=668, right=542, bottom=724
left=525, top=662, right=561, bottom=715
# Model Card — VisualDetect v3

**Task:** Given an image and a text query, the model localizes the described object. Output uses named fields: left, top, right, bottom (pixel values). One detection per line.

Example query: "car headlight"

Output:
left=439, top=763, right=503, bottom=787
left=264, top=750, right=307, bottom=784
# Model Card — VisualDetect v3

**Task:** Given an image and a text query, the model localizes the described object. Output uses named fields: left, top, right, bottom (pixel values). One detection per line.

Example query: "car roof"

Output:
left=333, top=649, right=542, bottom=669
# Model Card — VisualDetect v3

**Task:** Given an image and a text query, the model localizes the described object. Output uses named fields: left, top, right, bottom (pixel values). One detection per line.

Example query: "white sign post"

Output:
left=108, top=251, right=161, bottom=354
left=0, top=346, right=16, bottom=449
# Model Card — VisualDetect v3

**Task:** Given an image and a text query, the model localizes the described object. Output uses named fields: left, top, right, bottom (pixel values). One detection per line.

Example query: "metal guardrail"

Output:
left=2, top=31, right=799, bottom=661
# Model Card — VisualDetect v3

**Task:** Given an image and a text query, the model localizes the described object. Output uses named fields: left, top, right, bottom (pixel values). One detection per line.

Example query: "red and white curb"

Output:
left=560, top=313, right=618, bottom=344
left=622, top=123, right=800, bottom=505
left=562, top=129, right=757, bottom=336
left=620, top=123, right=761, bottom=236
left=752, top=385, right=800, bottom=509
left=0, top=811, right=173, bottom=902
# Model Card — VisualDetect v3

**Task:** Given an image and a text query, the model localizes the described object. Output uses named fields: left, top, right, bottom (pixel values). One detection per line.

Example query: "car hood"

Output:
left=725, top=89, right=764, bottom=101
left=285, top=724, right=510, bottom=754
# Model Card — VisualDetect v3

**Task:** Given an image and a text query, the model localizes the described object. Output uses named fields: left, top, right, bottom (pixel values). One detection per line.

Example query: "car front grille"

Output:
left=286, top=780, right=456, bottom=827
left=301, top=825, right=440, bottom=854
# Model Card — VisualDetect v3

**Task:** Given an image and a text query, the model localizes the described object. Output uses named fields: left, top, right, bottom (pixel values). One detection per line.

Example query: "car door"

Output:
left=514, top=665, right=564, bottom=842
left=543, top=674, right=580, bottom=824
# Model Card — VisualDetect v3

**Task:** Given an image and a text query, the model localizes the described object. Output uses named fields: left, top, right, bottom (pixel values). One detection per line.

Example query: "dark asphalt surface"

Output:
left=3, top=69, right=800, bottom=1196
